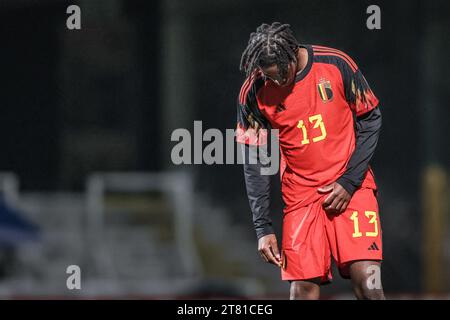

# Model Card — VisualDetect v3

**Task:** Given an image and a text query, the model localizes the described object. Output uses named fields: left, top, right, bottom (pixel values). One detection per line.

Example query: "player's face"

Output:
left=261, top=61, right=296, bottom=87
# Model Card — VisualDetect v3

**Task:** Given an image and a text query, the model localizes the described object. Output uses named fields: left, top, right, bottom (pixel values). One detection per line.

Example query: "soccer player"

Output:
left=236, top=22, right=384, bottom=300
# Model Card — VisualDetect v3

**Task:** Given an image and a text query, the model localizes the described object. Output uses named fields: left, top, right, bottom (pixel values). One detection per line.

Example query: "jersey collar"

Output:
left=294, top=45, right=313, bottom=83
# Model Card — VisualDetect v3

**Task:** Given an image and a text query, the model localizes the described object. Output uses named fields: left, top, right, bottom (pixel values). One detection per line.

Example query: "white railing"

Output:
left=85, top=171, right=203, bottom=279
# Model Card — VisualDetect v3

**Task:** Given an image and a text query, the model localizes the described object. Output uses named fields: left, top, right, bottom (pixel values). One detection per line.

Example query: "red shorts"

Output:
left=281, top=187, right=383, bottom=282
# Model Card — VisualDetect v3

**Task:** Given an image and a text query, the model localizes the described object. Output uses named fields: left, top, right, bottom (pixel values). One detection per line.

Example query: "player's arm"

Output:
left=240, top=140, right=281, bottom=267
left=236, top=79, right=281, bottom=266
left=336, top=107, right=382, bottom=196
left=241, top=143, right=273, bottom=238
left=320, top=58, right=381, bottom=213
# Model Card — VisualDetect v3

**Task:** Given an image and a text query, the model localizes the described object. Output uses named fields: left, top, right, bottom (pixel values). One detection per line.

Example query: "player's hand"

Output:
left=318, top=182, right=351, bottom=215
left=258, top=234, right=282, bottom=267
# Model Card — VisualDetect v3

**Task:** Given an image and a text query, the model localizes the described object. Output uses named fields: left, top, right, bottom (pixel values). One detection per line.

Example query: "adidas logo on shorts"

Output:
left=368, top=242, right=379, bottom=251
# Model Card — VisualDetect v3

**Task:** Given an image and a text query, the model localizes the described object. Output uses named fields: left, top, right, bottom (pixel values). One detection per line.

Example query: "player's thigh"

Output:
left=349, top=260, right=382, bottom=283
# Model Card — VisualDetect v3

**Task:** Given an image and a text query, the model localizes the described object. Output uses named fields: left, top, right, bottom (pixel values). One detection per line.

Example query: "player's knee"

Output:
left=350, top=262, right=385, bottom=300
left=359, top=286, right=385, bottom=300
left=353, top=280, right=385, bottom=300
left=290, top=281, right=320, bottom=300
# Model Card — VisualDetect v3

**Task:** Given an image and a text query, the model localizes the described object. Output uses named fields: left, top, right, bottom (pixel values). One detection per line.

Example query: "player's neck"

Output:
left=296, top=47, right=308, bottom=74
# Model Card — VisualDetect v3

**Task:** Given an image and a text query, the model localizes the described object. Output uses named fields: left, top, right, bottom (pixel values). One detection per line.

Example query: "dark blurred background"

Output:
left=0, top=0, right=448, bottom=299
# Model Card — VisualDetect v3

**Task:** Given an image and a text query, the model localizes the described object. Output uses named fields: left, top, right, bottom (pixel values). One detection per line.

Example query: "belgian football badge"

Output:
left=318, top=78, right=333, bottom=103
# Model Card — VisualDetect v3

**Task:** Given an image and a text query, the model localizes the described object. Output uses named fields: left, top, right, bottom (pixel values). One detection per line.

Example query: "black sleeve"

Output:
left=241, top=143, right=274, bottom=239
left=336, top=106, right=382, bottom=195
left=237, top=75, right=273, bottom=239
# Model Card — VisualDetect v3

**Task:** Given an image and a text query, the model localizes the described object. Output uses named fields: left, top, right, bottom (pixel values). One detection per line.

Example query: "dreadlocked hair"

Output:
left=239, top=22, right=299, bottom=78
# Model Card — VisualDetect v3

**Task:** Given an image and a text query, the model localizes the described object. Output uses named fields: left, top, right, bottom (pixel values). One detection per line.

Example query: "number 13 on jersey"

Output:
left=297, top=114, right=327, bottom=145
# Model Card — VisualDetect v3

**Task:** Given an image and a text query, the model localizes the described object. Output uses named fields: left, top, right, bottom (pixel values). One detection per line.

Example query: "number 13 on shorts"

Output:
left=350, top=211, right=378, bottom=238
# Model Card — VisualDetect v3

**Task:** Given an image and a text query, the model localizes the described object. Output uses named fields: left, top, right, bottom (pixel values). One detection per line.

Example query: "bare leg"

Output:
left=349, top=260, right=385, bottom=300
left=290, top=277, right=321, bottom=300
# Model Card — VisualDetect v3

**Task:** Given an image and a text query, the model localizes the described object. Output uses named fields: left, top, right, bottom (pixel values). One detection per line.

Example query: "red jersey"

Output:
left=237, top=45, right=379, bottom=213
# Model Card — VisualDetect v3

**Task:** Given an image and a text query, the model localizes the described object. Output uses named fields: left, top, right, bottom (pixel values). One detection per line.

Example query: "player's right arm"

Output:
left=236, top=75, right=281, bottom=266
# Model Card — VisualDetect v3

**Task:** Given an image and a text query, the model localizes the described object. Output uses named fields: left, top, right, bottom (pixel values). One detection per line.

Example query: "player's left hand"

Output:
left=318, top=182, right=351, bottom=215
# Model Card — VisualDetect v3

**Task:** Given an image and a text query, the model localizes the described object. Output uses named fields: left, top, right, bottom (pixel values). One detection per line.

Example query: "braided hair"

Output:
left=240, top=22, right=300, bottom=79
